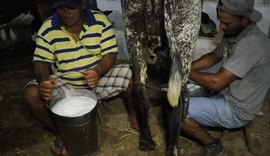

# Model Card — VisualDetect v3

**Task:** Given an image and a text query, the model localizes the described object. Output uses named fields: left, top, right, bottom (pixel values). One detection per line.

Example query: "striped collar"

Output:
left=51, top=10, right=96, bottom=29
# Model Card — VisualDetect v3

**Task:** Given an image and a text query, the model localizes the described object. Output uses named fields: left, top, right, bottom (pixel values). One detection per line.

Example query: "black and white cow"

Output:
left=121, top=0, right=202, bottom=155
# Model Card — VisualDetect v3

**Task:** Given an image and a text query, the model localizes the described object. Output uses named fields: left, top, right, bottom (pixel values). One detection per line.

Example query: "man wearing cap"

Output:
left=23, top=0, right=138, bottom=155
left=181, top=0, right=270, bottom=155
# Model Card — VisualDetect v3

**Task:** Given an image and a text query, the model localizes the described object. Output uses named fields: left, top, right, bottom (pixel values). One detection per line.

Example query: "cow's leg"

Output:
left=164, top=0, right=201, bottom=154
left=129, top=42, right=155, bottom=151
left=121, top=0, right=156, bottom=151
left=164, top=92, right=185, bottom=156
left=133, top=82, right=156, bottom=151
left=129, top=53, right=155, bottom=151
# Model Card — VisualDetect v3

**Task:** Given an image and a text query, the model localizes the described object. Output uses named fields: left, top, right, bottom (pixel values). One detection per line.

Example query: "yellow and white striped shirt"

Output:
left=33, top=10, right=118, bottom=88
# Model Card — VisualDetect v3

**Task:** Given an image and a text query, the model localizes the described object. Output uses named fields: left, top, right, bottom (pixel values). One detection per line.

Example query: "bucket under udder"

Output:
left=48, top=89, right=98, bottom=156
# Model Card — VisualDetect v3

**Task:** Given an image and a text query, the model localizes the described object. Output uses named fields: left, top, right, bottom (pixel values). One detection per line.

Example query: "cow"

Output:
left=121, top=0, right=202, bottom=155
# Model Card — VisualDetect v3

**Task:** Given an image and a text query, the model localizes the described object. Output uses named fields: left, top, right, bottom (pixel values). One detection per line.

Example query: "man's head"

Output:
left=216, top=0, right=262, bottom=37
left=53, top=0, right=88, bottom=27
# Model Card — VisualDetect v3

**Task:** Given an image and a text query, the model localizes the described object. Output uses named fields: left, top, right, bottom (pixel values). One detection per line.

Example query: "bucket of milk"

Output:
left=48, top=89, right=98, bottom=156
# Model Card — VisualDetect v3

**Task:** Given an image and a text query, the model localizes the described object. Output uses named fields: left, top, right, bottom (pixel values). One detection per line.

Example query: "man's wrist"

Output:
left=93, top=66, right=103, bottom=77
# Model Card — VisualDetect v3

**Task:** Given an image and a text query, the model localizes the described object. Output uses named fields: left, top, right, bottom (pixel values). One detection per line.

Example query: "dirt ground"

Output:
left=1, top=46, right=270, bottom=156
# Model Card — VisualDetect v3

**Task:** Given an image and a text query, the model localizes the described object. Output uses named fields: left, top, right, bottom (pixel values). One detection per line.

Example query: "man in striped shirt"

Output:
left=23, top=0, right=137, bottom=155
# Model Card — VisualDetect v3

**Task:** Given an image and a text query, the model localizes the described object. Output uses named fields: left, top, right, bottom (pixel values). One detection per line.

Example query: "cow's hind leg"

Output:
left=163, top=90, right=185, bottom=156
left=121, top=0, right=156, bottom=151
left=122, top=75, right=155, bottom=151
left=133, top=83, right=156, bottom=151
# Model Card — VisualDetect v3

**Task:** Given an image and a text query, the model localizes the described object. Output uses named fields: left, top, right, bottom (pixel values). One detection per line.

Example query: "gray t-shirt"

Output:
left=214, top=24, right=270, bottom=121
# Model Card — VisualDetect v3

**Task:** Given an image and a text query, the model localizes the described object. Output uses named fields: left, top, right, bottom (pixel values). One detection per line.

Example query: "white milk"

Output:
left=51, top=96, right=96, bottom=117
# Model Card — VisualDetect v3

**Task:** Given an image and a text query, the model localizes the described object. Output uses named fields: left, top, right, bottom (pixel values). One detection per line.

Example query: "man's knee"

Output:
left=181, top=117, right=191, bottom=127
left=181, top=117, right=193, bottom=130
left=181, top=117, right=201, bottom=130
left=24, top=85, right=38, bottom=100
left=23, top=85, right=43, bottom=109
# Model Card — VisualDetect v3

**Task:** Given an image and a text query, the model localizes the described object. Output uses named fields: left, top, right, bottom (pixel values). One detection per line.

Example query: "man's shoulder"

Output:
left=90, top=10, right=108, bottom=21
left=37, top=17, right=54, bottom=37
left=238, top=26, right=270, bottom=49
left=41, top=17, right=54, bottom=28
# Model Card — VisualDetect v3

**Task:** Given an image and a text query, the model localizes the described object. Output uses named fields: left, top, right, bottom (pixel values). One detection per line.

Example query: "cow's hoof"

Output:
left=139, top=138, right=156, bottom=151
left=166, top=145, right=178, bottom=156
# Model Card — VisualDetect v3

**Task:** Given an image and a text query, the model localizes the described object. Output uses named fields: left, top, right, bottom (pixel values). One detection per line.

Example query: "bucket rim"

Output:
left=46, top=89, right=98, bottom=118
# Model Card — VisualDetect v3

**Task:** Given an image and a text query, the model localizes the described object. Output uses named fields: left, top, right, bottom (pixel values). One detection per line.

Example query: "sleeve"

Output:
left=222, top=39, right=262, bottom=78
left=33, top=24, right=55, bottom=64
left=100, top=15, right=118, bottom=56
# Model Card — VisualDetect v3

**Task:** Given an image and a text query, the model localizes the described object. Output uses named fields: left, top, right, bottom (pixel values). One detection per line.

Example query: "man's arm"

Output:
left=33, top=62, right=50, bottom=83
left=190, top=67, right=239, bottom=91
left=92, top=54, right=117, bottom=77
left=33, top=62, right=54, bottom=100
left=192, top=52, right=222, bottom=71
left=83, top=54, right=117, bottom=88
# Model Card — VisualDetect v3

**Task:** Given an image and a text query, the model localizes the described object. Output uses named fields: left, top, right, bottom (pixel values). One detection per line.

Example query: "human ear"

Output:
left=241, top=17, right=251, bottom=25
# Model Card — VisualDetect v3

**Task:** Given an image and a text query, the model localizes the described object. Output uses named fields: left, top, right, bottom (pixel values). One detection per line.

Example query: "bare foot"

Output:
left=51, top=136, right=69, bottom=156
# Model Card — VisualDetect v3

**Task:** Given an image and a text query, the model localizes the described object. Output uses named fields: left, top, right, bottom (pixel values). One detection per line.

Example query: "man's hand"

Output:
left=82, top=54, right=116, bottom=88
left=38, top=79, right=56, bottom=100
left=83, top=69, right=100, bottom=88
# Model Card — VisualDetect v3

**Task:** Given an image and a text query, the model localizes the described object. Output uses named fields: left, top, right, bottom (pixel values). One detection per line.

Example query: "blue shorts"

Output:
left=188, top=94, right=250, bottom=129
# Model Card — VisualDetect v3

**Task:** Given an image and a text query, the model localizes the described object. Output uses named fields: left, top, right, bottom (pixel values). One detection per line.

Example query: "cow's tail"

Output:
left=164, top=0, right=182, bottom=108
left=167, top=54, right=182, bottom=107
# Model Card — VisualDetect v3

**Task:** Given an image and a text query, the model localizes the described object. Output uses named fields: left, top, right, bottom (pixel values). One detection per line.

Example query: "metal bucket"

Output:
left=187, top=82, right=211, bottom=97
left=47, top=89, right=98, bottom=156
